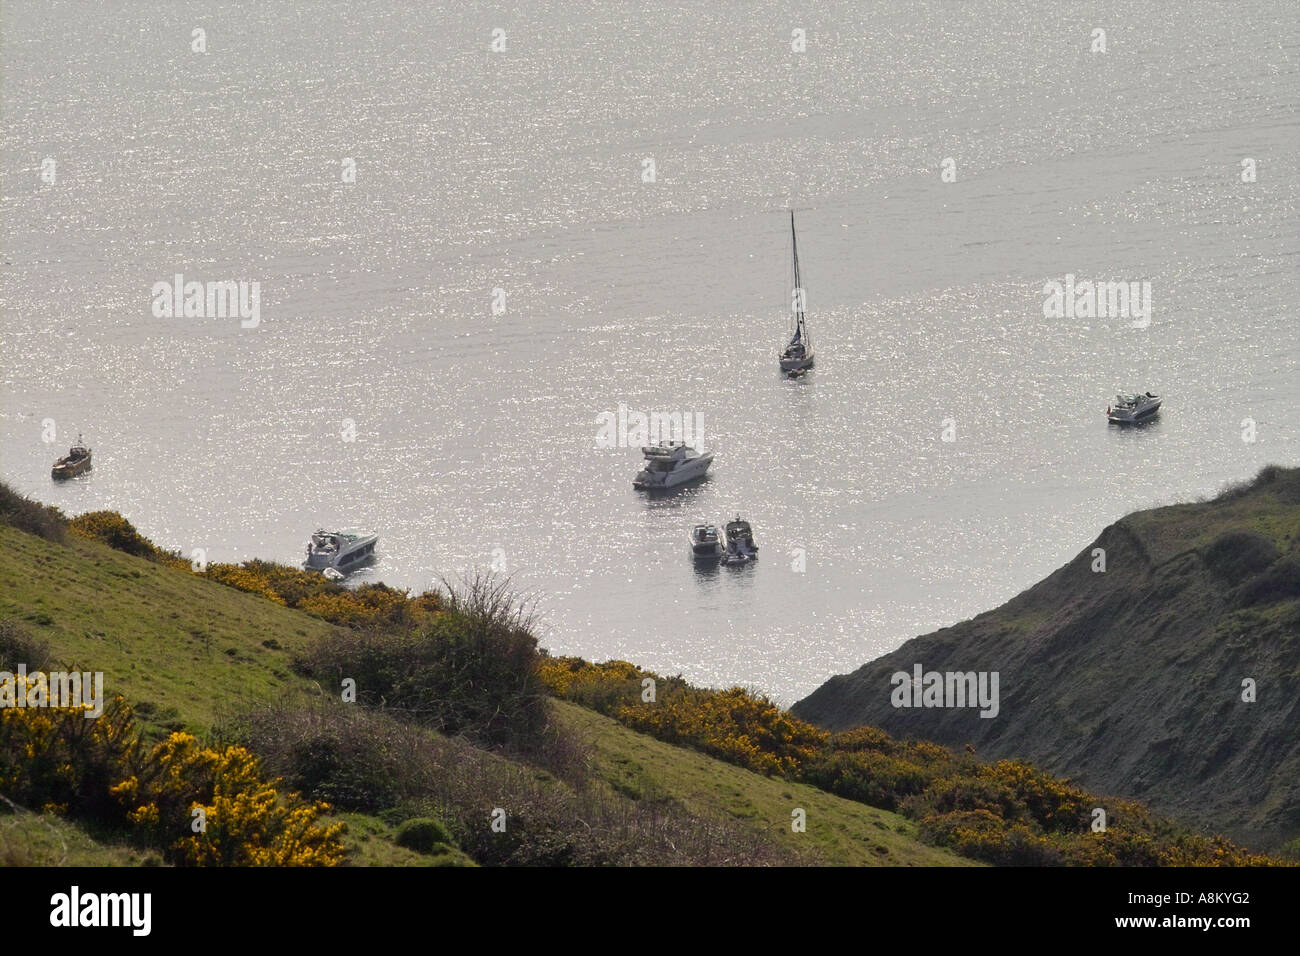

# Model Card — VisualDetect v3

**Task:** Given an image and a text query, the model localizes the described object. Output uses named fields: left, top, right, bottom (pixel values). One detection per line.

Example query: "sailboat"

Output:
left=779, top=210, right=815, bottom=375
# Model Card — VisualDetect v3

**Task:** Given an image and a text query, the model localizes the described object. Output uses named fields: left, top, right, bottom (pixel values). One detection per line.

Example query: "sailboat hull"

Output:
left=780, top=353, right=814, bottom=372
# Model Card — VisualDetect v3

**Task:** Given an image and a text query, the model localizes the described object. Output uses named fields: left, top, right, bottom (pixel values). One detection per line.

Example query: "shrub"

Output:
left=1203, top=530, right=1279, bottom=584
left=0, top=693, right=138, bottom=825
left=124, top=732, right=345, bottom=866
left=919, top=810, right=1062, bottom=866
left=67, top=511, right=159, bottom=558
left=802, top=750, right=930, bottom=811
left=1233, top=558, right=1300, bottom=607
left=231, top=702, right=428, bottom=811
left=541, top=657, right=827, bottom=777
left=538, top=657, right=653, bottom=714
left=978, top=760, right=1092, bottom=833
left=394, top=817, right=453, bottom=853
left=296, top=574, right=547, bottom=748
left=0, top=481, right=66, bottom=542
left=0, top=618, right=55, bottom=672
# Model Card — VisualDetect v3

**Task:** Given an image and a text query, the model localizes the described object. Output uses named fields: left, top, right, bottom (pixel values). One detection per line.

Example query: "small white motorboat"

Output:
left=1107, top=391, right=1161, bottom=425
left=689, top=523, right=722, bottom=558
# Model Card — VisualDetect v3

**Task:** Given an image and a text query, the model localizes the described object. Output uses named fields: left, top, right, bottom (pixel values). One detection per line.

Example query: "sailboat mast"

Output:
left=790, top=210, right=803, bottom=327
left=790, top=210, right=808, bottom=347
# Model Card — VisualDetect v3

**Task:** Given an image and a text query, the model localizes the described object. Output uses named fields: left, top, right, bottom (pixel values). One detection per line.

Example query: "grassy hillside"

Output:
left=555, top=700, right=973, bottom=866
left=0, top=511, right=969, bottom=866
left=0, top=526, right=339, bottom=737
left=0, top=803, right=155, bottom=866
left=793, top=465, right=1300, bottom=851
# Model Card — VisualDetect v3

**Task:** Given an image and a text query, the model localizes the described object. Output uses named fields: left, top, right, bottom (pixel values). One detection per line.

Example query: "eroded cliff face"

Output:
left=793, top=467, right=1300, bottom=849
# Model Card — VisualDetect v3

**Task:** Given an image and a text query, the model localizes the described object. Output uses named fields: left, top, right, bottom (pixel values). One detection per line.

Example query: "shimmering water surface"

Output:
left=3, top=1, right=1297, bottom=702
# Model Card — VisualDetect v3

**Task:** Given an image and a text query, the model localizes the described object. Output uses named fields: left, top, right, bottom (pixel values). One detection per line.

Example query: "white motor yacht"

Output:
left=633, top=442, right=713, bottom=489
left=304, top=529, right=379, bottom=572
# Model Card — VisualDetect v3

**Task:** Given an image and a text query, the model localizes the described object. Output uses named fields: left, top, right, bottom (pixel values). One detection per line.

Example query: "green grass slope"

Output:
left=0, top=527, right=339, bottom=736
left=554, top=700, right=976, bottom=866
left=0, top=804, right=156, bottom=866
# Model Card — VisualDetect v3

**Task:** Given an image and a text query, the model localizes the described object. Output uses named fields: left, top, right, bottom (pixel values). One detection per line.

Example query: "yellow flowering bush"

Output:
left=0, top=690, right=344, bottom=866
left=0, top=684, right=136, bottom=820
left=540, top=656, right=827, bottom=776
left=67, top=510, right=160, bottom=558
left=124, top=733, right=345, bottom=866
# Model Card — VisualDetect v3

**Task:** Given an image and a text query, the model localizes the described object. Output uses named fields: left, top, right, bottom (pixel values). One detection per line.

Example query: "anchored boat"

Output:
left=304, top=529, right=379, bottom=573
left=1108, top=391, right=1161, bottom=425
left=779, top=211, right=815, bottom=375
left=51, top=436, right=92, bottom=480
left=721, top=516, right=759, bottom=566
left=633, top=441, right=713, bottom=490
left=689, top=523, right=722, bottom=558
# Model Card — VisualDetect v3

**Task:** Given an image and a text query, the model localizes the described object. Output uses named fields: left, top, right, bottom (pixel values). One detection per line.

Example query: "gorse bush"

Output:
left=121, top=733, right=344, bottom=866
left=918, top=810, right=1063, bottom=866
left=67, top=511, right=160, bottom=558
left=538, top=657, right=826, bottom=776
left=803, top=749, right=933, bottom=812
left=0, top=693, right=137, bottom=823
left=196, top=560, right=442, bottom=629
left=0, top=688, right=344, bottom=866
left=617, top=686, right=827, bottom=777
left=804, top=727, right=955, bottom=811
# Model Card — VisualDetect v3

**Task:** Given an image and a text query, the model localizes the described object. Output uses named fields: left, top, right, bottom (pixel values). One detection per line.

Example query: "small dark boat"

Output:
left=721, top=516, right=759, bottom=566
left=689, top=523, right=722, bottom=558
left=51, top=436, right=92, bottom=479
